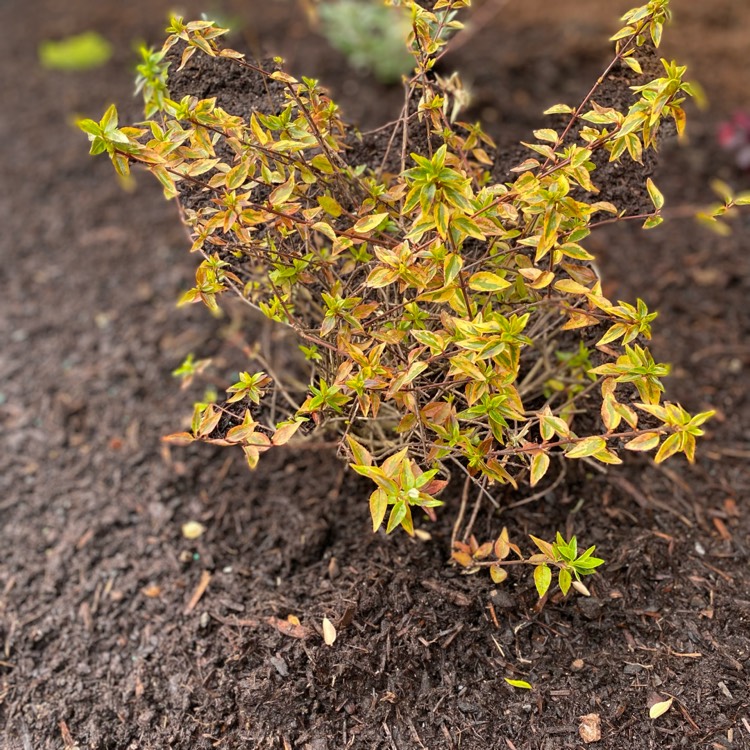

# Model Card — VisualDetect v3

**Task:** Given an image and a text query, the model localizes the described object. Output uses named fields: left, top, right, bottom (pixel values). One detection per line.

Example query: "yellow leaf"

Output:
left=353, top=212, right=388, bottom=233
left=181, top=521, right=206, bottom=540
left=649, top=697, right=673, bottom=720
left=468, top=271, right=511, bottom=292
left=504, top=678, right=532, bottom=690
left=490, top=564, right=508, bottom=584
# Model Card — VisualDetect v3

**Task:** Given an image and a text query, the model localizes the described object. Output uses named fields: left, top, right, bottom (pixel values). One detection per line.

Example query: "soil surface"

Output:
left=2, top=1, right=749, bottom=749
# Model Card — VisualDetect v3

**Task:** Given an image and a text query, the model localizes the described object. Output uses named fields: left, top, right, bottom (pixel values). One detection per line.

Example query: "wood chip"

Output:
left=184, top=570, right=211, bottom=613
left=267, top=616, right=311, bottom=639
left=712, top=517, right=731, bottom=541
left=420, top=579, right=473, bottom=607
left=579, top=713, right=601, bottom=743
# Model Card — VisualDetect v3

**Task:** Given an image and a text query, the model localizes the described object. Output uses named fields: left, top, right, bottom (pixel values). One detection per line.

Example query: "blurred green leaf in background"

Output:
left=39, top=31, right=112, bottom=71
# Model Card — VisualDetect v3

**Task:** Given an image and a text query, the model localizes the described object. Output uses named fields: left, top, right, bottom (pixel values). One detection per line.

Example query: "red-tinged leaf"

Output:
left=452, top=550, right=474, bottom=567
left=562, top=311, right=599, bottom=330
left=312, top=221, right=337, bottom=241
left=381, top=447, right=410, bottom=477
left=162, top=432, right=195, bottom=445
left=196, top=405, right=221, bottom=437
left=225, top=423, right=258, bottom=444
left=529, top=535, right=555, bottom=559
left=269, top=176, right=295, bottom=205
left=422, top=478, right=448, bottom=496
left=474, top=542, right=494, bottom=560
left=271, top=419, right=305, bottom=446
left=509, top=158, right=540, bottom=173
left=270, top=70, right=298, bottom=84
left=178, top=45, right=196, bottom=70
left=346, top=434, right=373, bottom=467
left=624, top=432, right=661, bottom=452
left=244, top=432, right=271, bottom=447
left=601, top=394, right=620, bottom=431
left=218, top=48, right=245, bottom=59
left=494, top=528, right=511, bottom=560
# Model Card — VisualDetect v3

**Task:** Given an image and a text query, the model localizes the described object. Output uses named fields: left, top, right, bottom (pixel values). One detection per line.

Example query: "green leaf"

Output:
left=346, top=435, right=373, bottom=467
left=530, top=535, right=555, bottom=558
left=369, top=490, right=388, bottom=532
left=646, top=178, right=664, bottom=211
left=654, top=432, right=681, bottom=463
left=543, top=104, right=574, bottom=115
left=386, top=501, right=407, bottom=534
left=529, top=452, right=550, bottom=487
left=533, top=563, right=552, bottom=598
left=468, top=271, right=511, bottom=292
left=39, top=31, right=112, bottom=71
left=623, top=55, right=643, bottom=74
left=318, top=195, right=344, bottom=218
left=642, top=215, right=664, bottom=230
left=533, top=128, right=559, bottom=143
left=558, top=568, right=572, bottom=596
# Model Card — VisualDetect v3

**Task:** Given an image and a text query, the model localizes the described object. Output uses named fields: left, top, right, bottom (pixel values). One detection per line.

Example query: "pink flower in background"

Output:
left=718, top=111, right=750, bottom=170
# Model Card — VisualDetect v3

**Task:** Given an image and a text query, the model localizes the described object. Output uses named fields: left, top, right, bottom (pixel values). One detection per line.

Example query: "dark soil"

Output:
left=2, top=1, right=749, bottom=749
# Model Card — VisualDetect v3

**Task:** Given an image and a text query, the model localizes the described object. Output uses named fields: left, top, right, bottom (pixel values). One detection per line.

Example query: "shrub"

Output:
left=80, top=0, right=715, bottom=599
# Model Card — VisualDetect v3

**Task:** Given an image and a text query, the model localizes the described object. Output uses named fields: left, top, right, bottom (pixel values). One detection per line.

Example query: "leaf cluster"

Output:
left=80, top=1, right=721, bottom=596
left=452, top=529, right=604, bottom=598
